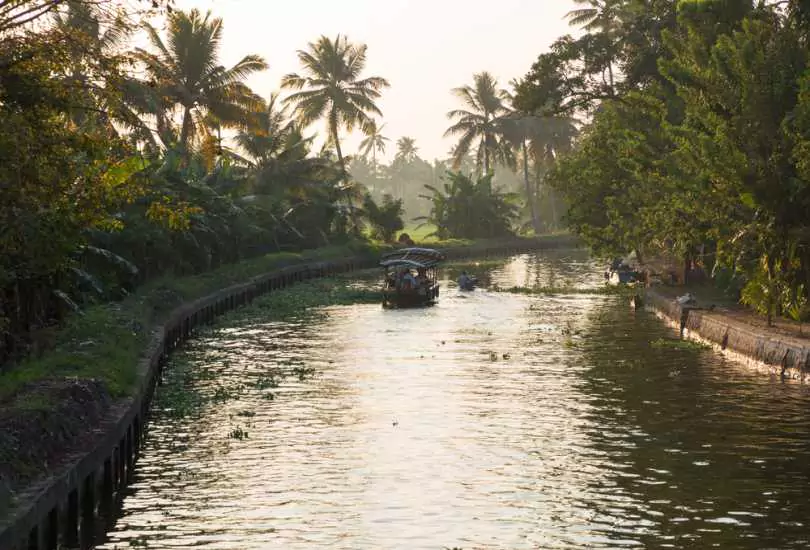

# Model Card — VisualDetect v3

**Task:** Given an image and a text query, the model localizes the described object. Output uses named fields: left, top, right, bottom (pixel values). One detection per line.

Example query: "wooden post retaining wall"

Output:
left=0, top=237, right=572, bottom=549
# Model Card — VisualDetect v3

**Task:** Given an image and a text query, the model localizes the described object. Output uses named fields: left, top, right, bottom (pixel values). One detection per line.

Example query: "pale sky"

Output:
left=168, top=0, right=579, bottom=162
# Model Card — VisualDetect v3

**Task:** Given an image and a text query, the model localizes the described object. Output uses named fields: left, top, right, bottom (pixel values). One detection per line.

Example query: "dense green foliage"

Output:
left=0, top=2, right=401, bottom=365
left=362, top=193, right=404, bottom=242
left=514, top=0, right=810, bottom=323
left=416, top=172, right=520, bottom=240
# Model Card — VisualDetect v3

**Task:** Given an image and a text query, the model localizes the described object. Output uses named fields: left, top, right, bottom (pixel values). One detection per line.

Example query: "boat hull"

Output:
left=382, top=285, right=440, bottom=309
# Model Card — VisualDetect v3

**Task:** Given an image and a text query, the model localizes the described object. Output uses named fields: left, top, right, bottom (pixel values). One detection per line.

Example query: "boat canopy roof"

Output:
left=379, top=247, right=446, bottom=268
left=381, top=258, right=441, bottom=270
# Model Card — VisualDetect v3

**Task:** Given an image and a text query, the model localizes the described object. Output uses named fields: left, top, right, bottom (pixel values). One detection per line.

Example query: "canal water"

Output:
left=99, top=250, right=810, bottom=549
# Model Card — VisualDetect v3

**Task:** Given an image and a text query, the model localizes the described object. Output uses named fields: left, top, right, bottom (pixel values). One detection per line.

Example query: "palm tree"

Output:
left=54, top=1, right=130, bottom=56
left=234, top=93, right=338, bottom=196
left=444, top=72, right=513, bottom=176
left=136, top=9, right=268, bottom=149
left=498, top=111, right=578, bottom=233
left=395, top=136, right=418, bottom=163
left=281, top=34, right=390, bottom=173
left=565, top=0, right=626, bottom=88
left=52, top=1, right=138, bottom=132
left=358, top=119, right=390, bottom=167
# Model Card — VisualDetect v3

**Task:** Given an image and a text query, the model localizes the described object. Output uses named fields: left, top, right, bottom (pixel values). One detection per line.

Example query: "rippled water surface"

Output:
left=100, top=250, right=810, bottom=549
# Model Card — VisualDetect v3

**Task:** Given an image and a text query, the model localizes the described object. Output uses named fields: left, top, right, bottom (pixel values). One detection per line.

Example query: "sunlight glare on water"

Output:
left=99, top=250, right=810, bottom=550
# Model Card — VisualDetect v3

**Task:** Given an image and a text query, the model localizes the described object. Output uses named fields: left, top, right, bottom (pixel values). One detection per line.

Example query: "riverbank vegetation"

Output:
left=506, top=0, right=810, bottom=325
left=0, top=1, right=400, bottom=369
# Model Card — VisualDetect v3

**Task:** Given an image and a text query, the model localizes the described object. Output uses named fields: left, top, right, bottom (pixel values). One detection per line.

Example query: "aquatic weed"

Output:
left=650, top=337, right=710, bottom=351
left=493, top=284, right=637, bottom=296
left=228, top=426, right=248, bottom=440
left=291, top=366, right=317, bottom=381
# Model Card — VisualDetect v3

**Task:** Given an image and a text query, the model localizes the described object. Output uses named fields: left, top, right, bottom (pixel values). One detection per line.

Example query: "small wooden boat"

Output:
left=379, top=247, right=446, bottom=308
left=457, top=272, right=478, bottom=291
left=605, top=258, right=642, bottom=285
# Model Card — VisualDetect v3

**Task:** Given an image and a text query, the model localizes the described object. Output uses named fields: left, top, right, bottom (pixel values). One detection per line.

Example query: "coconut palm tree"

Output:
left=51, top=2, right=141, bottom=133
left=498, top=111, right=578, bottom=233
left=281, top=34, right=390, bottom=173
left=444, top=72, right=513, bottom=176
left=395, top=136, right=418, bottom=163
left=54, top=1, right=130, bottom=55
left=136, top=8, right=268, bottom=150
left=358, top=119, right=389, bottom=167
left=233, top=93, right=340, bottom=196
left=565, top=0, right=627, bottom=88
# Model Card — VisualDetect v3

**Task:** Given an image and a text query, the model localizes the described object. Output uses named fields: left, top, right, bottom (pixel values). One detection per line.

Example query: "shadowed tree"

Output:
left=136, top=8, right=267, bottom=149
left=281, top=34, right=390, bottom=173
left=51, top=1, right=135, bottom=132
left=498, top=109, right=579, bottom=233
left=444, top=71, right=512, bottom=175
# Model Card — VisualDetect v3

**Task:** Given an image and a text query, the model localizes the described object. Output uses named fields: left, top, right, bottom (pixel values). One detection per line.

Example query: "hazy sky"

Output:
left=169, top=0, right=579, bottom=162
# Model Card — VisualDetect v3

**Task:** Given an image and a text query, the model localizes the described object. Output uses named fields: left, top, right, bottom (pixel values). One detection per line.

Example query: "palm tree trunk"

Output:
left=522, top=140, right=541, bottom=234
left=180, top=106, right=193, bottom=149
left=549, top=187, right=558, bottom=229
left=331, top=118, right=360, bottom=236
left=483, top=147, right=490, bottom=176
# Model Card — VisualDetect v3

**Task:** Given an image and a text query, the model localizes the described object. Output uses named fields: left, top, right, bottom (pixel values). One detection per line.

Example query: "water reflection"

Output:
left=99, top=250, right=810, bottom=549
left=575, top=300, right=810, bottom=549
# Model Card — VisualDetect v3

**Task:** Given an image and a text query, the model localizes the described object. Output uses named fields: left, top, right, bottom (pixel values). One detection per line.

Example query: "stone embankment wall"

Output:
left=0, top=237, right=564, bottom=550
left=645, top=290, right=810, bottom=381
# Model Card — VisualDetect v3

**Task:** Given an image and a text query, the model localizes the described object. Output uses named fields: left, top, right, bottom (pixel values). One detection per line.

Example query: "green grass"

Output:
left=398, top=223, right=442, bottom=243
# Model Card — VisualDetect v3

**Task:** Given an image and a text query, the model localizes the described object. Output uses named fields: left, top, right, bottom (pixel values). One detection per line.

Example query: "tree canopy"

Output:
left=514, top=0, right=810, bottom=322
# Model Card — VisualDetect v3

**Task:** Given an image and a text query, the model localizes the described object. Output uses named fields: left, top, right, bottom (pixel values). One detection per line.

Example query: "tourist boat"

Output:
left=379, top=247, right=446, bottom=308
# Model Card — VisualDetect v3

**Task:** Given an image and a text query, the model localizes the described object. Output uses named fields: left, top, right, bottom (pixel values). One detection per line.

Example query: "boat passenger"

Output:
left=458, top=271, right=472, bottom=290
left=416, top=267, right=428, bottom=288
left=400, top=269, right=417, bottom=290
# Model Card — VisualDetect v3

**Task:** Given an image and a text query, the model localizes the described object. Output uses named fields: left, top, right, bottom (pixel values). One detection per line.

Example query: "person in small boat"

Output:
left=458, top=271, right=473, bottom=290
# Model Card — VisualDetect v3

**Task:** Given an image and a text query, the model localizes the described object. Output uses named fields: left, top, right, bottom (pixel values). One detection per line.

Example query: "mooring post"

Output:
left=101, top=457, right=113, bottom=516
left=80, top=474, right=96, bottom=549
left=117, top=441, right=126, bottom=489
left=133, top=415, right=141, bottom=459
left=679, top=308, right=691, bottom=338
left=64, top=489, right=79, bottom=548
left=44, top=506, right=58, bottom=550
left=125, top=426, right=134, bottom=483
left=26, top=524, right=38, bottom=550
